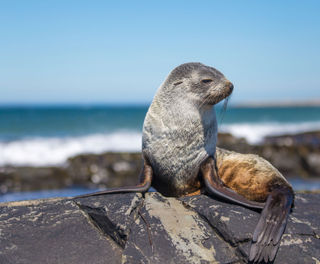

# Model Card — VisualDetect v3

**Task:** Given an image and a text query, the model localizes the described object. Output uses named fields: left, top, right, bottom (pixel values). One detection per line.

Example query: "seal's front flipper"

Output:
left=74, top=159, right=153, bottom=198
left=249, top=187, right=293, bottom=263
left=201, top=157, right=265, bottom=210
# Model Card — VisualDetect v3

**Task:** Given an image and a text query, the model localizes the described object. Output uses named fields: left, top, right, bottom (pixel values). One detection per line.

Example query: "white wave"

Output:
left=1, top=121, right=320, bottom=166
left=220, top=121, right=320, bottom=144
left=0, top=132, right=142, bottom=166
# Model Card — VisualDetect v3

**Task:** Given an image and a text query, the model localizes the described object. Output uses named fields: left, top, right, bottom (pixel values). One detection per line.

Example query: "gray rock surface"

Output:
left=1, top=192, right=319, bottom=264
left=0, top=198, right=122, bottom=264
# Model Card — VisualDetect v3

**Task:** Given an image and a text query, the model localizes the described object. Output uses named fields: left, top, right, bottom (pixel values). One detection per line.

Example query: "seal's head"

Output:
left=163, top=62, right=233, bottom=106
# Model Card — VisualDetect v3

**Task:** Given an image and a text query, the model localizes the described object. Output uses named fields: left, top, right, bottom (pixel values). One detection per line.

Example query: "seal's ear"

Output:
left=173, top=81, right=183, bottom=86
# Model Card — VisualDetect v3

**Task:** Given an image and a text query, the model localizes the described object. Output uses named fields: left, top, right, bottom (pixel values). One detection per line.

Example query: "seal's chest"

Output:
left=148, top=129, right=214, bottom=182
left=142, top=106, right=217, bottom=179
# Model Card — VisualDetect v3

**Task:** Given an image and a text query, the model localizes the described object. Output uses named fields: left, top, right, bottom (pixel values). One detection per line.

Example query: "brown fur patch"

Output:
left=215, top=151, right=291, bottom=203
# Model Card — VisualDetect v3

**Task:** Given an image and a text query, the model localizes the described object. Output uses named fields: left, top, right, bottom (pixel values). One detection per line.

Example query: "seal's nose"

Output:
left=227, top=81, right=234, bottom=93
left=229, top=83, right=234, bottom=92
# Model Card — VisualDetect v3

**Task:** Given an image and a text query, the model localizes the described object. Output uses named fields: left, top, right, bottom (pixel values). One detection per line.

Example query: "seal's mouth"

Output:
left=199, top=81, right=234, bottom=108
left=211, top=81, right=234, bottom=105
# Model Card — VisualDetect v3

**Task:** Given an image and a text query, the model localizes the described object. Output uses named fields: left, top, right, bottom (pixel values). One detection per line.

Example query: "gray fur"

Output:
left=142, top=62, right=233, bottom=194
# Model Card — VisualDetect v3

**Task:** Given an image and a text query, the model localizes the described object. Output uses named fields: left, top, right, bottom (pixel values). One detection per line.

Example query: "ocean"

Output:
left=1, top=104, right=320, bottom=167
left=0, top=104, right=320, bottom=201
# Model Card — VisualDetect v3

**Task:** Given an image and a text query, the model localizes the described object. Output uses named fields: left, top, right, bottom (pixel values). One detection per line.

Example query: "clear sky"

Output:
left=0, top=0, right=319, bottom=105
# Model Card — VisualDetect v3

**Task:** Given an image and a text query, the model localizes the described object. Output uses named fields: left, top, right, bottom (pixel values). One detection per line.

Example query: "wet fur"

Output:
left=215, top=147, right=293, bottom=202
left=143, top=63, right=232, bottom=196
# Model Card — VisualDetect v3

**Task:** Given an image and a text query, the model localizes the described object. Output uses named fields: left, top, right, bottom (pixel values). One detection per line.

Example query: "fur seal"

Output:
left=75, top=62, right=294, bottom=263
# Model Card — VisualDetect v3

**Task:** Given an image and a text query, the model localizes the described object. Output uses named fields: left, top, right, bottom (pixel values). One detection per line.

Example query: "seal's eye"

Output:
left=201, top=79, right=213, bottom=84
left=173, top=81, right=183, bottom=86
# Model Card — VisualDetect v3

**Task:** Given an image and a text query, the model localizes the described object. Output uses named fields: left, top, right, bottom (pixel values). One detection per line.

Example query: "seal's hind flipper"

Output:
left=249, top=187, right=293, bottom=263
left=74, top=159, right=153, bottom=198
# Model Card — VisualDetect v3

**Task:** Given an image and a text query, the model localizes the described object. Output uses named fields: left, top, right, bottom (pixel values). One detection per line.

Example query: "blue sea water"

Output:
left=2, top=105, right=320, bottom=140
left=0, top=186, right=101, bottom=203
left=1, top=104, right=320, bottom=166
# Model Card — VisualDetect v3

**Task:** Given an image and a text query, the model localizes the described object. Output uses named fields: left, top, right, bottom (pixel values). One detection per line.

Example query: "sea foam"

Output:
left=0, top=132, right=141, bottom=166
left=220, top=121, right=320, bottom=144
left=1, top=121, right=320, bottom=166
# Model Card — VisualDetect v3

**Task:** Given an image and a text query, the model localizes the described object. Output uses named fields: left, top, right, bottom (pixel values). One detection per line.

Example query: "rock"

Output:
left=0, top=198, right=122, bottom=264
left=306, top=153, right=320, bottom=175
left=217, top=133, right=252, bottom=153
left=67, top=152, right=142, bottom=187
left=122, top=193, right=238, bottom=264
left=0, top=166, right=71, bottom=194
left=0, top=152, right=143, bottom=194
left=264, top=131, right=320, bottom=147
left=1, top=193, right=319, bottom=264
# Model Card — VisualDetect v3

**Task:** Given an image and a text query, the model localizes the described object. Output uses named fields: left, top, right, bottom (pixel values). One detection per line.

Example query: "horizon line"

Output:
left=1, top=99, right=320, bottom=108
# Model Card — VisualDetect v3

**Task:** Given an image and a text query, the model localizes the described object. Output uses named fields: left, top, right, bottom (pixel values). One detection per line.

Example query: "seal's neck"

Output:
left=151, top=91, right=216, bottom=132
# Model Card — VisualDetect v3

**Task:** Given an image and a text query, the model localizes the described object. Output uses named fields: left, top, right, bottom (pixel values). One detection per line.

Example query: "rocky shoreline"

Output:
left=0, top=192, right=319, bottom=263
left=1, top=131, right=320, bottom=194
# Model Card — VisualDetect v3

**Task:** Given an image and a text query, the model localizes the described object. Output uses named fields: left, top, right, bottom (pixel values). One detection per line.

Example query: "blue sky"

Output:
left=0, top=0, right=319, bottom=104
